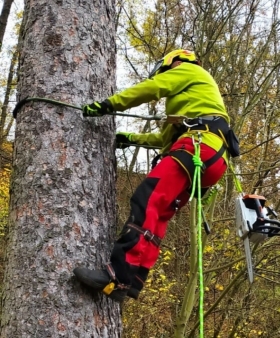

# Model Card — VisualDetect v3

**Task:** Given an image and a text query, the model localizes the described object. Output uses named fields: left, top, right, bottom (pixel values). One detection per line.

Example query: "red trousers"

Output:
left=110, top=137, right=227, bottom=288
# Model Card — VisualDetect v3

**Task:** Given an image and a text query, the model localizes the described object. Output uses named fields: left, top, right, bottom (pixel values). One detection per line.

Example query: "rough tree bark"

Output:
left=1, top=1, right=121, bottom=337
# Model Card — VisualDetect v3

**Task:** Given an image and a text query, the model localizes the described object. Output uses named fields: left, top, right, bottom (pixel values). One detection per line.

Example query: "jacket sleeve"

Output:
left=107, top=65, right=192, bottom=112
left=130, top=132, right=163, bottom=148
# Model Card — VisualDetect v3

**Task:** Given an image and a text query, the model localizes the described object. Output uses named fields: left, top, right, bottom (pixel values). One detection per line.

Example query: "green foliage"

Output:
left=126, top=0, right=186, bottom=59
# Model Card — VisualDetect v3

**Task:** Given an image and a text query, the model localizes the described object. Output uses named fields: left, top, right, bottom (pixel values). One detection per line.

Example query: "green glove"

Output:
left=116, top=132, right=134, bottom=149
left=82, top=100, right=113, bottom=117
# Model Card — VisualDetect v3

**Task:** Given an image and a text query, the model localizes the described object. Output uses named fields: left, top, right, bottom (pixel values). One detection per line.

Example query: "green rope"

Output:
left=12, top=96, right=164, bottom=121
left=229, top=162, right=243, bottom=194
left=189, top=135, right=204, bottom=338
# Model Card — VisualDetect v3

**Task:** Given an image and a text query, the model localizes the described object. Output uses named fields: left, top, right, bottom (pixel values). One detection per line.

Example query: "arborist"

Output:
left=73, top=49, right=231, bottom=302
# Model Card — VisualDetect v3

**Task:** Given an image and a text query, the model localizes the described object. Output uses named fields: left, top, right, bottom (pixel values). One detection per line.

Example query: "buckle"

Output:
left=143, top=230, right=155, bottom=242
left=117, top=283, right=131, bottom=290
left=127, top=223, right=161, bottom=247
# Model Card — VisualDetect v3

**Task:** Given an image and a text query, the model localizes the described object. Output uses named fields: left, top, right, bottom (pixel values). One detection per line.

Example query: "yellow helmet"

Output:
left=149, top=49, right=200, bottom=78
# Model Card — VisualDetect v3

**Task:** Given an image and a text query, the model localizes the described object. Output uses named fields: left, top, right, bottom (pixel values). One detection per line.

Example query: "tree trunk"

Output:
left=0, top=0, right=14, bottom=52
left=1, top=1, right=121, bottom=337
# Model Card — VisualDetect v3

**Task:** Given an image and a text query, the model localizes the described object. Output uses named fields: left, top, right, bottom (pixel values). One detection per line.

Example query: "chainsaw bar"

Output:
left=235, top=195, right=269, bottom=283
left=235, top=196, right=255, bottom=283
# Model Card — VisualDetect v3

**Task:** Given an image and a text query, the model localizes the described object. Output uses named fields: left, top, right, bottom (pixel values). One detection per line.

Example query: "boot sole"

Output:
left=73, top=268, right=108, bottom=289
left=74, top=267, right=127, bottom=302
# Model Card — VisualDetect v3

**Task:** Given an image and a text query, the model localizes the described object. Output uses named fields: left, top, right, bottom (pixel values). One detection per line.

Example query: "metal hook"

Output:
left=183, top=118, right=198, bottom=128
left=192, top=132, right=202, bottom=145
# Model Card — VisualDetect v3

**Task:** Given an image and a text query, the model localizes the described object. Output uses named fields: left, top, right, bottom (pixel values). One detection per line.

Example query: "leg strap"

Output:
left=169, top=145, right=226, bottom=198
left=203, top=145, right=226, bottom=168
left=105, top=263, right=131, bottom=291
left=127, top=223, right=161, bottom=247
left=169, top=145, right=225, bottom=177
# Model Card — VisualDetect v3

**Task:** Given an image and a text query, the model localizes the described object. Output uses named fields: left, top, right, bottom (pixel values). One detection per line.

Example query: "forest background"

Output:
left=1, top=0, right=280, bottom=337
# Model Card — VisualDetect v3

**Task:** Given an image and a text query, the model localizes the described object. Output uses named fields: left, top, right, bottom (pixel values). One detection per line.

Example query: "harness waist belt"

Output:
left=172, top=116, right=229, bottom=144
left=127, top=223, right=161, bottom=247
left=183, top=116, right=225, bottom=128
left=188, top=115, right=221, bottom=123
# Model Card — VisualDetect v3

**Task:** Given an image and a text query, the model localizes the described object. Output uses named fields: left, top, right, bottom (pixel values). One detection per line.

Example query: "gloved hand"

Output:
left=82, top=100, right=113, bottom=117
left=116, top=132, right=134, bottom=149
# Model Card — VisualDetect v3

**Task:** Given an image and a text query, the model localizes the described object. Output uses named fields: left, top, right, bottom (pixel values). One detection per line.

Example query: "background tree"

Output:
left=0, top=0, right=14, bottom=52
left=0, top=1, right=122, bottom=337
left=0, top=0, right=21, bottom=296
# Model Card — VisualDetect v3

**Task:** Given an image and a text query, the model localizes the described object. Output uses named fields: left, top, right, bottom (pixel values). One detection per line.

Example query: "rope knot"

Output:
left=192, top=154, right=203, bottom=168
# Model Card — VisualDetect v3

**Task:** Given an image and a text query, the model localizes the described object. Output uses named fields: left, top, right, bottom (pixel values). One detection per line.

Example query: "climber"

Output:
left=73, top=49, right=231, bottom=302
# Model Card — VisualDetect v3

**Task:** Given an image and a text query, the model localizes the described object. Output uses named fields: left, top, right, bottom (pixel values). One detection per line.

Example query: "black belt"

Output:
left=183, top=115, right=223, bottom=127
left=172, top=116, right=229, bottom=144
left=190, top=115, right=221, bottom=121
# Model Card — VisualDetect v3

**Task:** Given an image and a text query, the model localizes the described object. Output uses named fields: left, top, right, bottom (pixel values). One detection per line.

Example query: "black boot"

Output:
left=127, top=287, right=140, bottom=299
left=73, top=264, right=130, bottom=303
left=127, top=266, right=150, bottom=300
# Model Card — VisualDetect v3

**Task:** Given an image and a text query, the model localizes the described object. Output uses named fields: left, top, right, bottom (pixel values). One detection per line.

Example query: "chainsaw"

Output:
left=235, top=194, right=280, bottom=283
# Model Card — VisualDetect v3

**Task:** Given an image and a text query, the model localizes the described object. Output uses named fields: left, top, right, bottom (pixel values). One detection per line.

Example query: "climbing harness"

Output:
left=169, top=144, right=226, bottom=196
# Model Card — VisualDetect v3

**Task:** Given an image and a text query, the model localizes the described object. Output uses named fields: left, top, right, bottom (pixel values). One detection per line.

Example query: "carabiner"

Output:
left=192, top=132, right=202, bottom=145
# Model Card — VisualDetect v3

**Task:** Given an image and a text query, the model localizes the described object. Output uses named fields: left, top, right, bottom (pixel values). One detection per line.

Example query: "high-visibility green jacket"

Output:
left=108, top=62, right=230, bottom=158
